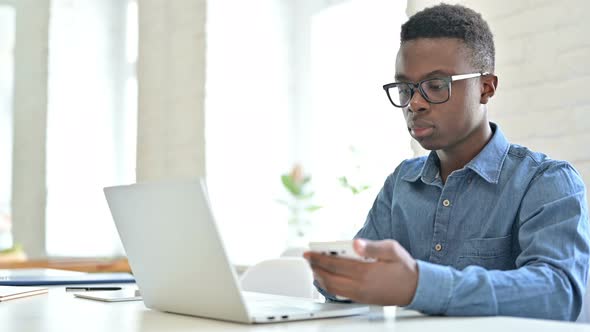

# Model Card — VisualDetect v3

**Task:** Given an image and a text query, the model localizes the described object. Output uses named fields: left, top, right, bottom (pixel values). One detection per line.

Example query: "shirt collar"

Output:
left=465, top=123, right=510, bottom=184
left=401, top=151, right=439, bottom=183
left=401, top=122, right=510, bottom=184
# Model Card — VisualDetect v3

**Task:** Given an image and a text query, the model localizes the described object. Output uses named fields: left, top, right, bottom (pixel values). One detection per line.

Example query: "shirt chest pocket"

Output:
left=455, top=235, right=515, bottom=271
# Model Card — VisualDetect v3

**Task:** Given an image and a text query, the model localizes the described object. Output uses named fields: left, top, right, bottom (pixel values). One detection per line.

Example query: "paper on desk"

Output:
left=0, top=285, right=48, bottom=302
left=74, top=289, right=142, bottom=302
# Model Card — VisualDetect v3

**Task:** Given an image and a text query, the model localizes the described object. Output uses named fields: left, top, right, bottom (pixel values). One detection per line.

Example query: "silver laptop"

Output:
left=104, top=179, right=368, bottom=324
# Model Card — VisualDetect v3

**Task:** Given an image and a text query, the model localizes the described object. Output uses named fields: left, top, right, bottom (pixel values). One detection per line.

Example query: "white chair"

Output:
left=240, top=257, right=317, bottom=299
left=280, top=246, right=308, bottom=258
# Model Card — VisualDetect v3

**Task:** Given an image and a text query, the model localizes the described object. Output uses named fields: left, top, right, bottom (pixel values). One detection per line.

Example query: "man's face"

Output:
left=395, top=38, right=488, bottom=151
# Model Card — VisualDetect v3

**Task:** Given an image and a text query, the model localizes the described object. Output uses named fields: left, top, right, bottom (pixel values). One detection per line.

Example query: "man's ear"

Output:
left=480, top=74, right=498, bottom=104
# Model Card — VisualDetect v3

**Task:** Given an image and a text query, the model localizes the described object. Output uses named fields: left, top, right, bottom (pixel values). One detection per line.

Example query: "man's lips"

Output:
left=408, top=123, right=434, bottom=138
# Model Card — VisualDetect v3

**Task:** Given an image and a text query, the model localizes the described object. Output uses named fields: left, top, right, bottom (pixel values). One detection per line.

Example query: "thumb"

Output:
left=354, top=238, right=402, bottom=262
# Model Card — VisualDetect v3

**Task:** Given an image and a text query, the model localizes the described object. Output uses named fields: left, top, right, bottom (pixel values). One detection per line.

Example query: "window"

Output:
left=206, top=0, right=409, bottom=265
left=45, top=0, right=137, bottom=257
left=0, top=4, right=15, bottom=251
left=304, top=0, right=411, bottom=240
left=206, top=0, right=292, bottom=265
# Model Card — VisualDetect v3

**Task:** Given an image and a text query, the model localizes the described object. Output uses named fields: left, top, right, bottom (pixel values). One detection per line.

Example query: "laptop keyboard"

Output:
left=244, top=292, right=343, bottom=314
left=250, top=302, right=326, bottom=313
left=242, top=292, right=369, bottom=322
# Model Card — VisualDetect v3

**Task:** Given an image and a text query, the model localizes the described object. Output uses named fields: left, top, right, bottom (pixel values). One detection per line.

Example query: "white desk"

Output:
left=2, top=286, right=590, bottom=332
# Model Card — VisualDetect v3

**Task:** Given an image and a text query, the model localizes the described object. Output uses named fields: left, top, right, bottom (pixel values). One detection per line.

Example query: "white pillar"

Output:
left=11, top=0, right=50, bottom=258
left=136, top=0, right=207, bottom=181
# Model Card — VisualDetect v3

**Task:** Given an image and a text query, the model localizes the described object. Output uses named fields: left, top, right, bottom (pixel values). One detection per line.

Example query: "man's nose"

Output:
left=407, top=88, right=429, bottom=113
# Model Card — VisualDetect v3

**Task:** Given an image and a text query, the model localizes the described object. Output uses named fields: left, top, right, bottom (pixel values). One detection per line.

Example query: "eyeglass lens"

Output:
left=387, top=78, right=449, bottom=107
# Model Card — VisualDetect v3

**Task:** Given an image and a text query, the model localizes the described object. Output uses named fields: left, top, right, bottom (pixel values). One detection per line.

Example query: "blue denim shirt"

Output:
left=317, top=123, right=589, bottom=321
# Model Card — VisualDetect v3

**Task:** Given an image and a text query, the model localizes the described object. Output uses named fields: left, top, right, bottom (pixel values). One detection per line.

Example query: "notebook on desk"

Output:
left=0, top=268, right=134, bottom=286
left=104, top=179, right=369, bottom=324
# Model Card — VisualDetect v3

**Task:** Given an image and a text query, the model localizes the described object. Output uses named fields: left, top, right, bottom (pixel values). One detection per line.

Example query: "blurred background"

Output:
left=0, top=0, right=588, bottom=267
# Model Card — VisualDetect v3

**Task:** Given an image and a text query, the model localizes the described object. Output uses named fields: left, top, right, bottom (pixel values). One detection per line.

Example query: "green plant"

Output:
left=0, top=243, right=23, bottom=255
left=338, top=145, right=370, bottom=195
left=278, top=164, right=321, bottom=237
left=338, top=176, right=370, bottom=195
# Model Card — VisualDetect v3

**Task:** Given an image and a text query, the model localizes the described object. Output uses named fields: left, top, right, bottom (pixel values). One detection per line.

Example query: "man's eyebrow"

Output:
left=423, top=69, right=453, bottom=78
left=395, top=69, right=454, bottom=82
left=395, top=73, right=409, bottom=81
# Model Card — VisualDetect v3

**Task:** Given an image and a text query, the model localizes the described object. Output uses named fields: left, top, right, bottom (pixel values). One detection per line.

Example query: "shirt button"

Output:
left=435, top=244, right=443, bottom=251
left=442, top=199, right=451, bottom=207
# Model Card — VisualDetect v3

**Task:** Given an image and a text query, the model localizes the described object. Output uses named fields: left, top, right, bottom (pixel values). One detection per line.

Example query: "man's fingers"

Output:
left=355, top=238, right=402, bottom=262
left=305, top=251, right=365, bottom=279
left=313, top=266, right=362, bottom=301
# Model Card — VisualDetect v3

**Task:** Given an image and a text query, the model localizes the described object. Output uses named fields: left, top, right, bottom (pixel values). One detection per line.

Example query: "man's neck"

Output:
left=437, top=122, right=493, bottom=183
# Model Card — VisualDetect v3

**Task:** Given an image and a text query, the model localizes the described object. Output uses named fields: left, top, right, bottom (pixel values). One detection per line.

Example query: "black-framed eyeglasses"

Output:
left=382, top=72, right=488, bottom=108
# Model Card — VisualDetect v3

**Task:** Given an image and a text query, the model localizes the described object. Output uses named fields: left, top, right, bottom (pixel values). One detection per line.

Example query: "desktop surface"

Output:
left=1, top=285, right=589, bottom=332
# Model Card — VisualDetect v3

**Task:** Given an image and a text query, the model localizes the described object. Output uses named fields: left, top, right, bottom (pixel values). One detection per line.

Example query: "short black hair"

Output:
left=401, top=3, right=495, bottom=73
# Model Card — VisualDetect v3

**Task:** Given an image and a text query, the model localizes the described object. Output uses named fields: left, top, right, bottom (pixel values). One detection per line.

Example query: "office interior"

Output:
left=0, top=0, right=589, bottom=324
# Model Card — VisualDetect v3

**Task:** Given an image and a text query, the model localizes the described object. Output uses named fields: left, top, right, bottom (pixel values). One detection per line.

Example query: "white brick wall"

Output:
left=407, top=0, right=590, bottom=203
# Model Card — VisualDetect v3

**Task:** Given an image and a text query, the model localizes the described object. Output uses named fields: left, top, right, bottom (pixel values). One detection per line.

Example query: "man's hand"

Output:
left=303, top=239, right=419, bottom=306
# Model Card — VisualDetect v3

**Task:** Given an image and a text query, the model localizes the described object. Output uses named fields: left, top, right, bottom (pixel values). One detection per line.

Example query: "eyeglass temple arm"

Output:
left=451, top=72, right=489, bottom=81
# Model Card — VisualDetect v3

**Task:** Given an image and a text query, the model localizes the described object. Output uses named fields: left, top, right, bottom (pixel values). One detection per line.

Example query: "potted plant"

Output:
left=278, top=164, right=321, bottom=248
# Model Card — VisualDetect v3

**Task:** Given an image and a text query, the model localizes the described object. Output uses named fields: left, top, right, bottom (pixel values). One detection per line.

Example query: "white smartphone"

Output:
left=308, top=240, right=374, bottom=301
left=308, top=240, right=373, bottom=262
